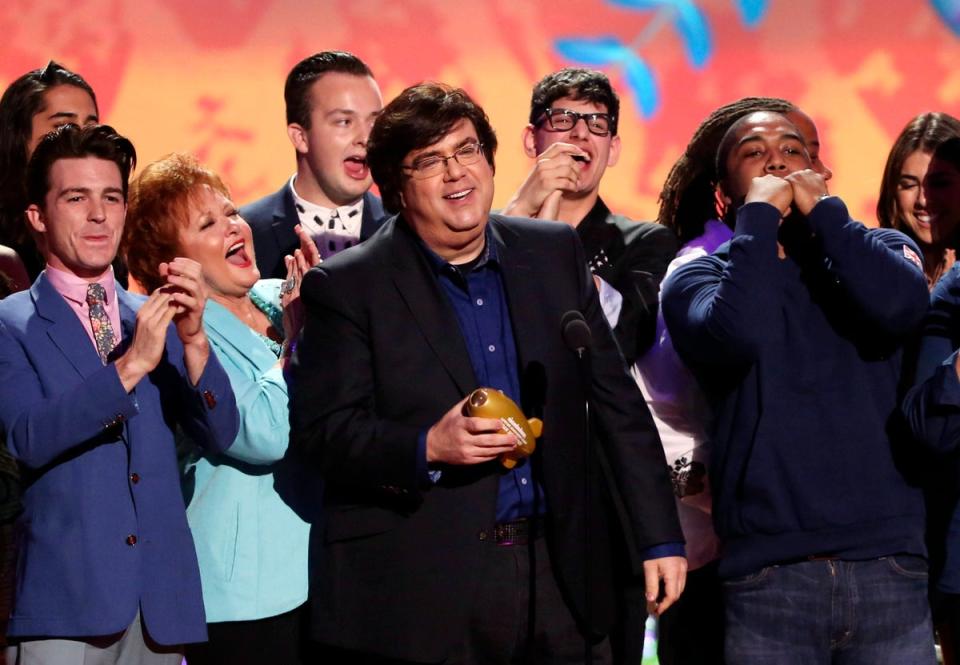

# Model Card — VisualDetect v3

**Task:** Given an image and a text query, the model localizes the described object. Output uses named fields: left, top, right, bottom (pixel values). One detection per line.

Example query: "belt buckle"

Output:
left=492, top=518, right=530, bottom=546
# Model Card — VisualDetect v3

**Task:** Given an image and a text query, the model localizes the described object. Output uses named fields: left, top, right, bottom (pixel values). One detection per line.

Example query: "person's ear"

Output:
left=25, top=204, right=45, bottom=234
left=607, top=134, right=621, bottom=168
left=716, top=180, right=733, bottom=208
left=287, top=123, right=309, bottom=154
left=522, top=125, right=538, bottom=159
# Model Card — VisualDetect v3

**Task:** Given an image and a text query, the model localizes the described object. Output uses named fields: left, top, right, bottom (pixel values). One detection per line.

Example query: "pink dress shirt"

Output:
left=44, top=265, right=123, bottom=354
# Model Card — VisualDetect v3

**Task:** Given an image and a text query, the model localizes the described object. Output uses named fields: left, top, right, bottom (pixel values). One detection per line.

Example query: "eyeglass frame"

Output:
left=535, top=108, right=616, bottom=137
left=400, top=141, right=486, bottom=179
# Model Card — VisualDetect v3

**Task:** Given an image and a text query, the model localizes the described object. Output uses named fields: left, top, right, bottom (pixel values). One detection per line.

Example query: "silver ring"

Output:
left=281, top=277, right=297, bottom=295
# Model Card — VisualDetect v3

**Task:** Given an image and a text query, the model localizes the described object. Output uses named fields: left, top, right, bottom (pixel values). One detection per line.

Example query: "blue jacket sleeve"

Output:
left=204, top=355, right=283, bottom=464
left=157, top=329, right=239, bottom=456
left=0, top=320, right=140, bottom=469
left=903, top=265, right=960, bottom=452
left=808, top=196, right=928, bottom=336
left=661, top=202, right=783, bottom=365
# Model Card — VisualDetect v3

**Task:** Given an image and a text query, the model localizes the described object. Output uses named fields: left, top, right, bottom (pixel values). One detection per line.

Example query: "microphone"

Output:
left=561, top=310, right=592, bottom=354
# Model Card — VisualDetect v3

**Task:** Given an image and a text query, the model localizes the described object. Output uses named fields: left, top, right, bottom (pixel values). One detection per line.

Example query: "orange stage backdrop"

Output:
left=4, top=0, right=960, bottom=225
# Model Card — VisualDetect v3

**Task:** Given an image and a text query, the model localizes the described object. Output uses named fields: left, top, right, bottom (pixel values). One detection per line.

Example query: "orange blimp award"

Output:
left=465, top=388, right=543, bottom=469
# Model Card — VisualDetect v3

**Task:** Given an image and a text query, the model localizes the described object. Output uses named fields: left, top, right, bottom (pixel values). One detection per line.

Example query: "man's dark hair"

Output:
left=529, top=68, right=620, bottom=136
left=657, top=97, right=796, bottom=244
left=367, top=82, right=498, bottom=213
left=26, top=124, right=136, bottom=207
left=284, top=51, right=374, bottom=128
left=877, top=112, right=960, bottom=233
left=933, top=135, right=960, bottom=170
left=0, top=61, right=98, bottom=246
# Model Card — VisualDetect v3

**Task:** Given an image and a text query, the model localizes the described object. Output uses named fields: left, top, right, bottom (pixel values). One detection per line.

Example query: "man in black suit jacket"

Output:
left=290, top=82, right=684, bottom=664
left=240, top=51, right=388, bottom=278
left=503, top=68, right=677, bottom=365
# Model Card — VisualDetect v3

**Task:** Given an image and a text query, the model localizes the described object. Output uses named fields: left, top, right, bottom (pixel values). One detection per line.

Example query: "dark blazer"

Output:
left=576, top=199, right=678, bottom=365
left=0, top=275, right=239, bottom=644
left=290, top=215, right=681, bottom=662
left=241, top=183, right=387, bottom=279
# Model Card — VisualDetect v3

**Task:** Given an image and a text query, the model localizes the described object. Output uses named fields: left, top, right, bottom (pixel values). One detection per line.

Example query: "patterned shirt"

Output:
left=288, top=175, right=365, bottom=259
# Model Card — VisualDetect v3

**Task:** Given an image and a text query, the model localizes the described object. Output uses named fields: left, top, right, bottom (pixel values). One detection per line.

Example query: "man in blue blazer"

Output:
left=241, top=51, right=388, bottom=278
left=0, top=124, right=239, bottom=663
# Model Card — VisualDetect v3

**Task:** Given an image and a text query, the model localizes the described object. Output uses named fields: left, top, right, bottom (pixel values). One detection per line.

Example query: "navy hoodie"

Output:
left=662, top=197, right=929, bottom=578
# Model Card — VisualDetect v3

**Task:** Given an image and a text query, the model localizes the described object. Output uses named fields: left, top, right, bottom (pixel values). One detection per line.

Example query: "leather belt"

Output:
left=482, top=517, right=542, bottom=546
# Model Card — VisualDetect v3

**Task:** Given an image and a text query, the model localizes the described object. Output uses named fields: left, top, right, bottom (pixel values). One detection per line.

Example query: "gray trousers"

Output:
left=5, top=612, right=184, bottom=665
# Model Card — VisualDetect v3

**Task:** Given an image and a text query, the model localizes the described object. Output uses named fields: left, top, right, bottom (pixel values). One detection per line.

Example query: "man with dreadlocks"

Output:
left=503, top=67, right=677, bottom=365
left=634, top=96, right=810, bottom=664
left=662, top=109, right=935, bottom=663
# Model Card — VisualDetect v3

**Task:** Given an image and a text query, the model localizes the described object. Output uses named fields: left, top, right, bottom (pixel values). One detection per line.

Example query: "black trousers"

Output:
left=656, top=560, right=724, bottom=665
left=184, top=603, right=306, bottom=665
left=319, top=534, right=610, bottom=665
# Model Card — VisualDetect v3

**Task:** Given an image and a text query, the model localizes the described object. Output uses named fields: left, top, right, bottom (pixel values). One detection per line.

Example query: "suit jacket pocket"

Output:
left=325, top=504, right=406, bottom=543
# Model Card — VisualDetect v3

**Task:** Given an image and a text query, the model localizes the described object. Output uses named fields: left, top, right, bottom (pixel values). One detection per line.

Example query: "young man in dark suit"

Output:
left=240, top=51, right=387, bottom=278
left=291, top=82, right=684, bottom=665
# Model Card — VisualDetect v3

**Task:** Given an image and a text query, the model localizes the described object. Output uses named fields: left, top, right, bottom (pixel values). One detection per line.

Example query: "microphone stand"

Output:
left=577, top=343, right=593, bottom=665
left=561, top=311, right=594, bottom=665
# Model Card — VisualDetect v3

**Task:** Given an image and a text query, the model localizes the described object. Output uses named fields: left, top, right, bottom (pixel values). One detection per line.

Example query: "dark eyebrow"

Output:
left=58, top=187, right=91, bottom=197
left=410, top=137, right=479, bottom=163
left=326, top=109, right=358, bottom=117
left=57, top=186, right=123, bottom=197
left=735, top=135, right=764, bottom=148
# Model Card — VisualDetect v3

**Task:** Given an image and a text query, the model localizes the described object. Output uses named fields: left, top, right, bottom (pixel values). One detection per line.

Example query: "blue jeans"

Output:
left=724, top=556, right=936, bottom=664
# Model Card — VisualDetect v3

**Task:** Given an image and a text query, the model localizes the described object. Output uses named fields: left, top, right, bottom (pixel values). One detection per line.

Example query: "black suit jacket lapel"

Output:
left=388, top=219, right=477, bottom=395
left=489, top=218, right=542, bottom=369
left=360, top=191, right=386, bottom=241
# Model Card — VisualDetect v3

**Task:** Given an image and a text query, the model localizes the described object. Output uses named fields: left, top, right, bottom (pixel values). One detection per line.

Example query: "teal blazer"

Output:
left=181, top=280, right=309, bottom=622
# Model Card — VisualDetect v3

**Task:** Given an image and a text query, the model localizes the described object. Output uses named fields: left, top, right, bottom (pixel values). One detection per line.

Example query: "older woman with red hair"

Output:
left=123, top=153, right=318, bottom=664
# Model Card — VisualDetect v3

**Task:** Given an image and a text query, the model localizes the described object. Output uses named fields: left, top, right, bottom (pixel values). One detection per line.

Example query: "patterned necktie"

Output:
left=86, top=283, right=117, bottom=364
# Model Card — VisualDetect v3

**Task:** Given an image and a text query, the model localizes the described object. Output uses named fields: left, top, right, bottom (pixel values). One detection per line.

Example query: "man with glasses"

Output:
left=504, top=68, right=677, bottom=365
left=290, top=82, right=684, bottom=664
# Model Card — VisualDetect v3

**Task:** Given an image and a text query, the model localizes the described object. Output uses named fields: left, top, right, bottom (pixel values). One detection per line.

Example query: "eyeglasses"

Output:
left=536, top=108, right=614, bottom=137
left=402, top=142, right=485, bottom=179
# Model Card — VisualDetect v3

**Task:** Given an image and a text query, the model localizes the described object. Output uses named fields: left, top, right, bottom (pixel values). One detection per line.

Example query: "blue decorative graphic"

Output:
left=734, top=0, right=770, bottom=27
left=554, top=37, right=629, bottom=66
left=931, top=0, right=960, bottom=36
left=555, top=38, right=659, bottom=116
left=609, top=0, right=711, bottom=66
left=621, top=54, right=659, bottom=118
left=553, top=0, right=769, bottom=119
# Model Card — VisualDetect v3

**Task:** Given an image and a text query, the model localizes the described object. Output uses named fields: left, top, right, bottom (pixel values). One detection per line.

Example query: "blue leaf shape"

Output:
left=930, top=0, right=960, bottom=37
left=606, top=0, right=670, bottom=9
left=621, top=52, right=659, bottom=118
left=554, top=37, right=631, bottom=66
left=733, top=0, right=770, bottom=26
left=671, top=1, right=712, bottom=67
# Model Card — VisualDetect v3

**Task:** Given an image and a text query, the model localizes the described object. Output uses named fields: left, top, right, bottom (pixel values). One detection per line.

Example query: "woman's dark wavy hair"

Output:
left=877, top=112, right=960, bottom=240
left=0, top=61, right=97, bottom=249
